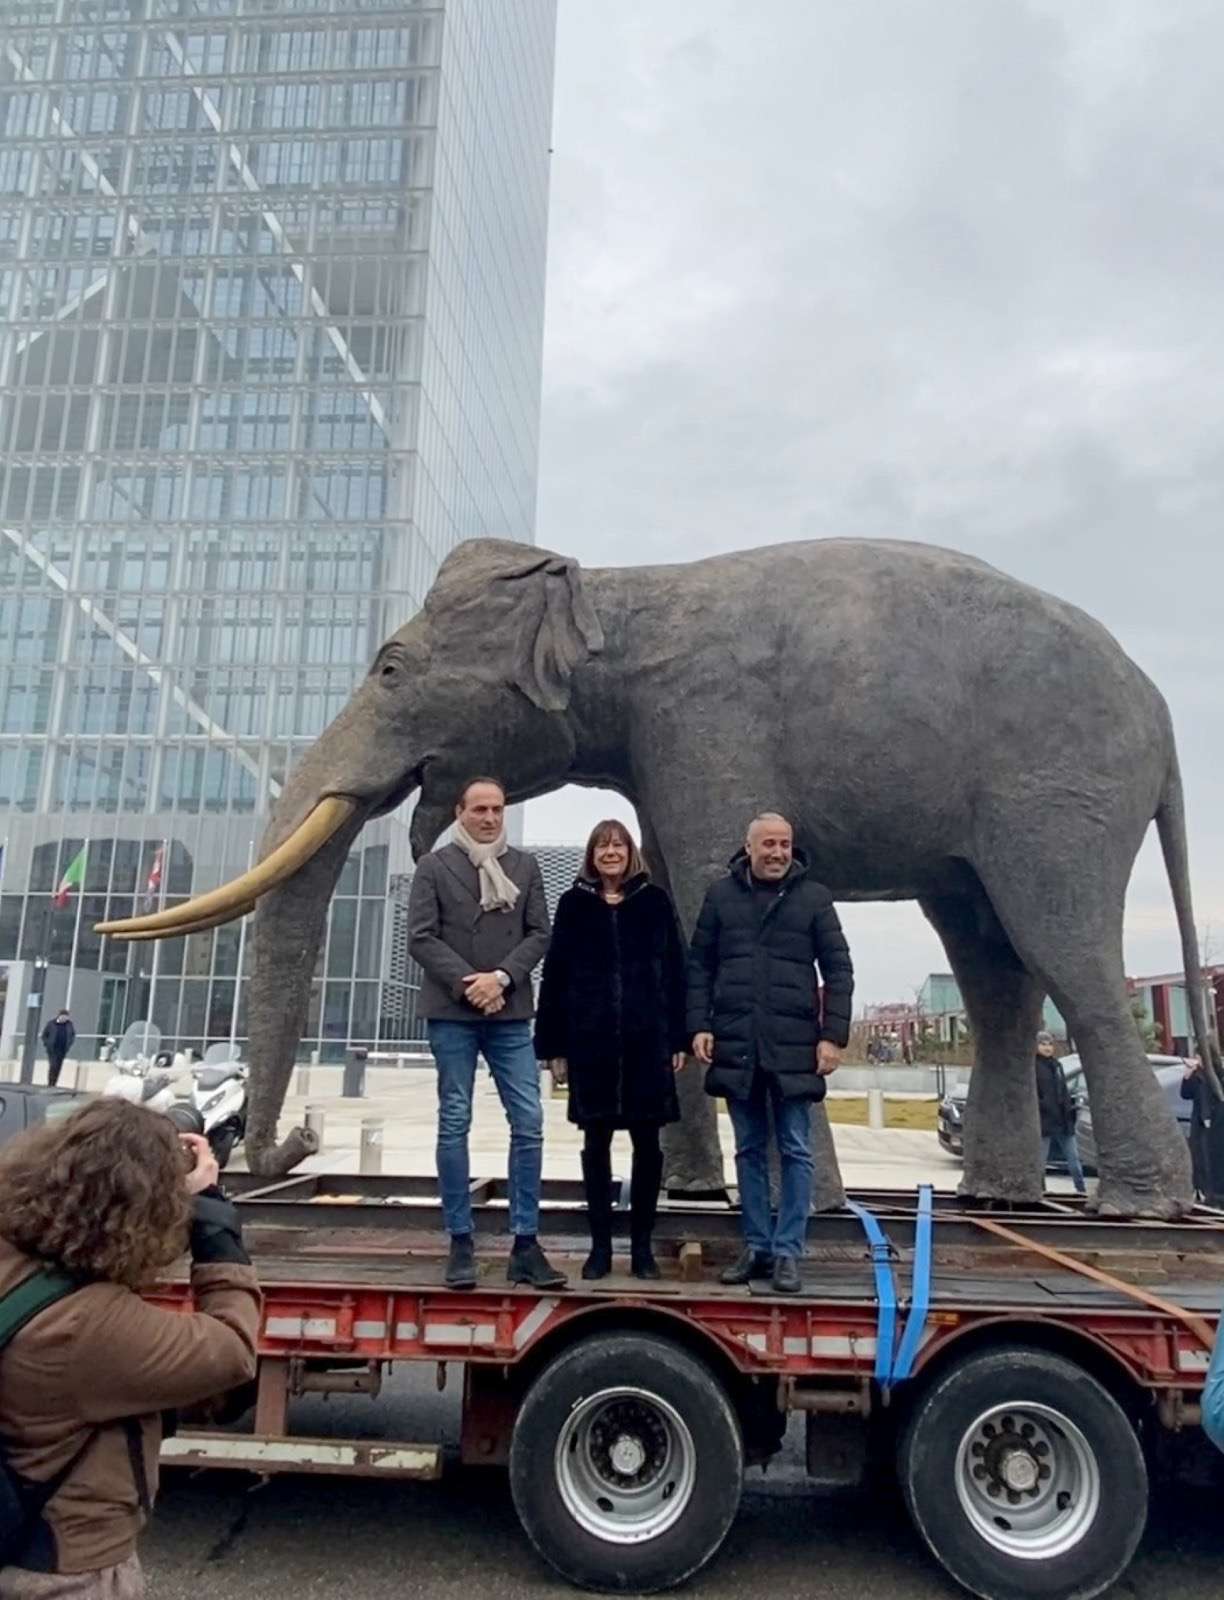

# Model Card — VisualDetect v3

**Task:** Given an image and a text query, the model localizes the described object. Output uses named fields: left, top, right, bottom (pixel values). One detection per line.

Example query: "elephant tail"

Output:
left=1155, top=752, right=1223, bottom=1100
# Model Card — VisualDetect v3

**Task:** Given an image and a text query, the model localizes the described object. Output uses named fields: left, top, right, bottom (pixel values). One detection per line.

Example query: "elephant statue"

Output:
left=99, top=537, right=1221, bottom=1216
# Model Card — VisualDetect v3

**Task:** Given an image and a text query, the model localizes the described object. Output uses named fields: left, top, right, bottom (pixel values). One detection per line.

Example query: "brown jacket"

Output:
left=0, top=1238, right=260, bottom=1575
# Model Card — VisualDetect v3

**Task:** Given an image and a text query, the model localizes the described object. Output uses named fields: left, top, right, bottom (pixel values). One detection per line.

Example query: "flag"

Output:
left=53, top=845, right=87, bottom=909
left=144, top=844, right=164, bottom=910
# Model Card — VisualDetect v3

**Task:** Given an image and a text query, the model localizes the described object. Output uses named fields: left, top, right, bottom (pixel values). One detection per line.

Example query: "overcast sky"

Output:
left=522, top=0, right=1224, bottom=1007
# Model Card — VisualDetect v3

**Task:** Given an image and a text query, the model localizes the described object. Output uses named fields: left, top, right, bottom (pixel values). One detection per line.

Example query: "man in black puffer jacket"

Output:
left=688, top=812, right=854, bottom=1294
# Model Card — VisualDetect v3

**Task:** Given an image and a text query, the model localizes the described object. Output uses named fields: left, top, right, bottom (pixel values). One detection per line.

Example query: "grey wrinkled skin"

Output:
left=244, top=538, right=1216, bottom=1218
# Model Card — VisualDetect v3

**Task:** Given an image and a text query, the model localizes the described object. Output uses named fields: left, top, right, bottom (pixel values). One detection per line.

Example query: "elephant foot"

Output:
left=957, top=1175, right=1043, bottom=1208
left=665, top=1181, right=730, bottom=1202
left=245, top=1124, right=320, bottom=1178
left=1088, top=1181, right=1194, bottom=1222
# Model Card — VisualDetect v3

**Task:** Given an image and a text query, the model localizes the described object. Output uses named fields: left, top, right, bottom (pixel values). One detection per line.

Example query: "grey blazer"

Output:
left=407, top=843, right=551, bottom=1023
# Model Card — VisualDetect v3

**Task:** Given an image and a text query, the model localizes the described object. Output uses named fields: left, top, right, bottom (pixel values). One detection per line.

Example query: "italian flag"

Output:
left=53, top=845, right=86, bottom=909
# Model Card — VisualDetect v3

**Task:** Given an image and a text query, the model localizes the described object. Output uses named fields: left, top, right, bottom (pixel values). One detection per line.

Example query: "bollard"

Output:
left=359, top=1118, right=383, bottom=1176
left=296, top=1065, right=312, bottom=1099
left=304, top=1104, right=326, bottom=1150
left=342, top=1047, right=368, bottom=1098
left=867, top=1088, right=885, bottom=1130
left=310, top=1048, right=320, bottom=1069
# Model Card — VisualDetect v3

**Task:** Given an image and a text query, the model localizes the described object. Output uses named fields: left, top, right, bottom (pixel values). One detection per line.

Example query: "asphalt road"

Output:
left=142, top=1370, right=1224, bottom=1600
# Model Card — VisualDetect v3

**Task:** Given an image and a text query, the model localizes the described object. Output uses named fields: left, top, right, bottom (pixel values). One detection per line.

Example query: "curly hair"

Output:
left=0, top=1098, right=191, bottom=1288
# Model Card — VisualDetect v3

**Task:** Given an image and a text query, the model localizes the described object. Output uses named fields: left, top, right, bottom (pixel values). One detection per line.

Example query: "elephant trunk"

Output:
left=244, top=806, right=366, bottom=1176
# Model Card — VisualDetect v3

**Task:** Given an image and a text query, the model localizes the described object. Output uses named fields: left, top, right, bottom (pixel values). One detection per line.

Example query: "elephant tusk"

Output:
left=121, top=902, right=258, bottom=941
left=94, top=796, right=356, bottom=940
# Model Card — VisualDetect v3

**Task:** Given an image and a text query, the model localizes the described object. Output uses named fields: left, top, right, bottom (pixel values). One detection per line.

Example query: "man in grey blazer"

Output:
left=409, top=777, right=566, bottom=1290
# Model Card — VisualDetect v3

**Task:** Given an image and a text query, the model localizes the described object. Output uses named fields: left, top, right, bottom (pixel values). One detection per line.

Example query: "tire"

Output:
left=509, top=1333, right=743, bottom=1592
left=899, top=1345, right=1147, bottom=1600
left=209, top=1125, right=238, bottom=1170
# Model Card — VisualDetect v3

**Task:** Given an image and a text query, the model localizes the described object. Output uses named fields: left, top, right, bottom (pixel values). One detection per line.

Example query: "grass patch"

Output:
left=825, top=1097, right=938, bottom=1131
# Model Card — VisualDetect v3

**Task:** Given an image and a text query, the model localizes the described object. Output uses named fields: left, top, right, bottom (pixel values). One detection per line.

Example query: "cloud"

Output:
left=526, top=0, right=1224, bottom=1002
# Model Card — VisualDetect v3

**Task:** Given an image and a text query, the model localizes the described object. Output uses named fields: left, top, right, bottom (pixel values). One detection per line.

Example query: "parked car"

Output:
left=1075, top=1059, right=1191, bottom=1175
left=0, top=1081, right=91, bottom=1149
left=937, top=1054, right=1189, bottom=1172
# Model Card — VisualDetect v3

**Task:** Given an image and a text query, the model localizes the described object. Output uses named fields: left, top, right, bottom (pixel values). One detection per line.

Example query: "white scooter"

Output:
left=166, top=1042, right=248, bottom=1169
left=101, top=1022, right=178, bottom=1113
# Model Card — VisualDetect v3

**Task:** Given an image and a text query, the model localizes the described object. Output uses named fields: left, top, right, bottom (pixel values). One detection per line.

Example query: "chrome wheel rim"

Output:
left=555, top=1386, right=697, bottom=1545
left=954, top=1401, right=1101, bottom=1560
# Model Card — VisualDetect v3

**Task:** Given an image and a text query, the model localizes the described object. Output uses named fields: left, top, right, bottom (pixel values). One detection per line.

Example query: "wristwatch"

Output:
left=494, top=969, right=512, bottom=990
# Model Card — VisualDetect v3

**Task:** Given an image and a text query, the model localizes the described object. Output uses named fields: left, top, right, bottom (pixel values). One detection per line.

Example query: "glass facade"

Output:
left=0, top=0, right=557, bottom=1057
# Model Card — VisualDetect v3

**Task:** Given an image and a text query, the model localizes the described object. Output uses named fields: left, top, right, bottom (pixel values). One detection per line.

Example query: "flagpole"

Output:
left=229, top=841, right=254, bottom=1056
left=143, top=839, right=168, bottom=1058
left=65, top=842, right=87, bottom=1011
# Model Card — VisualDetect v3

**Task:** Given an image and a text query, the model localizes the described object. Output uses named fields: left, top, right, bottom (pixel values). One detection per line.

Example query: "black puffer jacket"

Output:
left=533, top=876, right=688, bottom=1128
left=1035, top=1053, right=1076, bottom=1137
left=686, top=850, right=854, bottom=1103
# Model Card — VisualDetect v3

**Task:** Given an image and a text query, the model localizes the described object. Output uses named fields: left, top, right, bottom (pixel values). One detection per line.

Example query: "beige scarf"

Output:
left=453, top=823, right=521, bottom=913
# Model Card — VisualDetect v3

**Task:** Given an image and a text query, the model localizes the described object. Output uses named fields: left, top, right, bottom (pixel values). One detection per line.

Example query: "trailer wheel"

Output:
left=900, top=1345, right=1147, bottom=1600
left=509, top=1332, right=743, bottom=1592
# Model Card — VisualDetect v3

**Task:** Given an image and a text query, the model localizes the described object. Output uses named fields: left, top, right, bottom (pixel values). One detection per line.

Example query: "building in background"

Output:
left=535, top=842, right=583, bottom=919
left=0, top=0, right=557, bottom=1059
left=856, top=976, right=1068, bottom=1061
left=1128, top=966, right=1224, bottom=1056
left=913, top=973, right=1067, bottom=1050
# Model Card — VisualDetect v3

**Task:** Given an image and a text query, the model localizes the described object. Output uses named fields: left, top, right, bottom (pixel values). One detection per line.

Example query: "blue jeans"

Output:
left=726, top=1073, right=813, bottom=1260
left=1041, top=1131, right=1087, bottom=1194
left=429, top=1019, right=544, bottom=1237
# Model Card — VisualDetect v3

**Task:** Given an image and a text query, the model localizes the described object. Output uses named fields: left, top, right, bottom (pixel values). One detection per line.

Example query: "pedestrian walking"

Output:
left=408, top=777, right=565, bottom=1291
left=1035, top=1030, right=1087, bottom=1195
left=688, top=812, right=854, bottom=1295
left=40, top=1012, right=75, bottom=1089
left=534, top=820, right=688, bottom=1281
left=1181, top=1057, right=1216, bottom=1200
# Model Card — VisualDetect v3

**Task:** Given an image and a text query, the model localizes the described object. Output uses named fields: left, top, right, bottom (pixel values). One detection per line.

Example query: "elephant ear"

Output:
left=504, top=553, right=604, bottom=712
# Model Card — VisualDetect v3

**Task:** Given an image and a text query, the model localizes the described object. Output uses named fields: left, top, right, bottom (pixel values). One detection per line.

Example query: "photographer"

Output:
left=0, top=1099, right=260, bottom=1598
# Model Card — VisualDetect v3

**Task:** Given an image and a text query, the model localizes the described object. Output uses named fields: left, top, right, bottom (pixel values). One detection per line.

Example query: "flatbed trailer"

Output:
left=154, top=1176, right=1224, bottom=1599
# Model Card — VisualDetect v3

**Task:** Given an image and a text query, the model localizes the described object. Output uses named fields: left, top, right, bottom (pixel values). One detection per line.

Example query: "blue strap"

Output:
left=1204, top=1296, right=1224, bottom=1455
left=892, top=1184, right=934, bottom=1383
left=846, top=1200, right=897, bottom=1384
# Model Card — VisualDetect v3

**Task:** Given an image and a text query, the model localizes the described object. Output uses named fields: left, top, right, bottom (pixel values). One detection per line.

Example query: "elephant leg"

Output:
left=971, top=827, right=1193, bottom=1218
left=921, top=892, right=1047, bottom=1205
left=640, top=810, right=737, bottom=1197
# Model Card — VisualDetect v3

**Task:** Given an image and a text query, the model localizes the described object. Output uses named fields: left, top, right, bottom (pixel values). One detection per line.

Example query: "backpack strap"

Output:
left=0, top=1271, right=79, bottom=1351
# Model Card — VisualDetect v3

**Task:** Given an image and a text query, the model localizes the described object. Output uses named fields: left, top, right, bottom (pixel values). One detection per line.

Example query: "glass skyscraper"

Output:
left=0, top=0, right=557, bottom=1059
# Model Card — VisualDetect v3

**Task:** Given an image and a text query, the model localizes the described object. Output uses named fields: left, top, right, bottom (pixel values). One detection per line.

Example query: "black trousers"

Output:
left=46, top=1052, right=66, bottom=1088
left=580, top=1122, right=664, bottom=1248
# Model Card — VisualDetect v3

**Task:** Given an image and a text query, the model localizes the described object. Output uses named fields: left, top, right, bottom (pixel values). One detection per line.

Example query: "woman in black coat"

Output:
left=534, top=821, right=688, bottom=1280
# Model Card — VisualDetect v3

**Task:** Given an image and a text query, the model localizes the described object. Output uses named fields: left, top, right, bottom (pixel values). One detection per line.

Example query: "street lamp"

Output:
left=20, top=956, right=48, bottom=1086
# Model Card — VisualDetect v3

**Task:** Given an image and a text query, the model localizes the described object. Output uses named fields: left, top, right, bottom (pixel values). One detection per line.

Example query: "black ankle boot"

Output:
left=582, top=1243, right=613, bottom=1280
left=507, top=1239, right=568, bottom=1289
left=445, top=1234, right=477, bottom=1290
left=630, top=1241, right=661, bottom=1280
